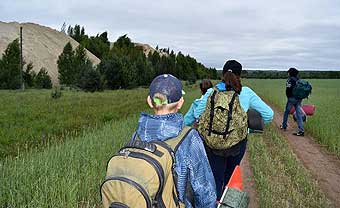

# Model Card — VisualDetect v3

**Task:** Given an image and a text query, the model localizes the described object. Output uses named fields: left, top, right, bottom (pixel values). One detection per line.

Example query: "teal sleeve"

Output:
left=184, top=103, right=196, bottom=126
left=247, top=88, right=274, bottom=124
left=193, top=88, right=213, bottom=119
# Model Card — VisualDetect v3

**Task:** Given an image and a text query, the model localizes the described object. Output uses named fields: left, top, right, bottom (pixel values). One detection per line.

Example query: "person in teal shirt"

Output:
left=184, top=74, right=273, bottom=127
left=184, top=60, right=274, bottom=199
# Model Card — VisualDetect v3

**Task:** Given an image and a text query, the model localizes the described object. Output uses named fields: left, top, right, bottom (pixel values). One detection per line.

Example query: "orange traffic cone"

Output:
left=226, top=165, right=242, bottom=191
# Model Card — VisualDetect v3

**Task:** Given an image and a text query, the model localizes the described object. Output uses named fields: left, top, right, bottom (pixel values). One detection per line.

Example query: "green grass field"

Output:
left=0, top=89, right=150, bottom=158
left=0, top=115, right=137, bottom=207
left=245, top=79, right=340, bottom=156
left=0, top=84, right=200, bottom=159
left=247, top=126, right=330, bottom=207
left=0, top=85, right=201, bottom=207
left=0, top=80, right=335, bottom=207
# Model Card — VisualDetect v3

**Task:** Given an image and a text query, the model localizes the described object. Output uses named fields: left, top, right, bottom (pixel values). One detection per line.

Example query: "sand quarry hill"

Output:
left=134, top=43, right=168, bottom=57
left=0, top=21, right=101, bottom=84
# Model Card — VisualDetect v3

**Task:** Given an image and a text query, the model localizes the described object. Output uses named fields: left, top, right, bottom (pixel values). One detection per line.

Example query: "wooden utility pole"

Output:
left=20, top=26, right=24, bottom=90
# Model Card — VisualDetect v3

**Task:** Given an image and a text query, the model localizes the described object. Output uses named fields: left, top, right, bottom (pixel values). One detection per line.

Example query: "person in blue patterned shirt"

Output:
left=137, top=74, right=217, bottom=208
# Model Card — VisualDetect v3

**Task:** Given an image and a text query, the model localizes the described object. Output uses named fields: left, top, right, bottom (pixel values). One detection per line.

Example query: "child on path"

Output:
left=137, top=74, right=217, bottom=207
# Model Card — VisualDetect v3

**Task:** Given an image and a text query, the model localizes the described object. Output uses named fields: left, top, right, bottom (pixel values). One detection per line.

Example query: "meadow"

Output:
left=245, top=79, right=340, bottom=156
left=0, top=89, right=149, bottom=158
left=0, top=84, right=201, bottom=207
left=0, top=80, right=335, bottom=207
left=247, top=127, right=330, bottom=207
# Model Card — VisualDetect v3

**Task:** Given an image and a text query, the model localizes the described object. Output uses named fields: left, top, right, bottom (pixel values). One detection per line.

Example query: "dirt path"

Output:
left=241, top=151, right=259, bottom=208
left=272, top=107, right=340, bottom=207
left=240, top=106, right=340, bottom=208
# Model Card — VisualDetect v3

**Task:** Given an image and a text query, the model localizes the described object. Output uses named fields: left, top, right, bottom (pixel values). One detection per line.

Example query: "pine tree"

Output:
left=57, top=42, right=75, bottom=85
left=0, top=39, right=21, bottom=89
left=23, top=62, right=36, bottom=88
left=35, top=68, right=52, bottom=89
left=87, top=32, right=110, bottom=59
left=98, top=55, right=123, bottom=89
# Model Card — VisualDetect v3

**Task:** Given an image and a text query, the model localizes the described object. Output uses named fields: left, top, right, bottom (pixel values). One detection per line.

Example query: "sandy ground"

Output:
left=135, top=43, right=168, bottom=57
left=0, top=21, right=100, bottom=85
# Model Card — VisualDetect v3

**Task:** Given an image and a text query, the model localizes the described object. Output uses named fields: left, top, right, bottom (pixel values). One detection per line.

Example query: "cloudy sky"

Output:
left=1, top=0, right=340, bottom=70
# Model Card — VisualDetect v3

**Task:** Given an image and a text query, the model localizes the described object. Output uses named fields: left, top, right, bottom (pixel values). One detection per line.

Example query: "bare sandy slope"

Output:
left=0, top=21, right=100, bottom=84
left=135, top=43, right=168, bottom=57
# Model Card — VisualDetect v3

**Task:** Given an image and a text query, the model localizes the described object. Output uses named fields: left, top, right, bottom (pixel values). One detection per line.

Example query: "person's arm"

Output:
left=186, top=131, right=217, bottom=208
left=184, top=102, right=196, bottom=126
left=248, top=88, right=274, bottom=124
left=286, top=77, right=297, bottom=97
left=193, top=88, right=214, bottom=119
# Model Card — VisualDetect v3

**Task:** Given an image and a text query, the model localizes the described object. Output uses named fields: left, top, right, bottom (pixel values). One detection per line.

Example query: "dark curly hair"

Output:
left=200, top=79, right=213, bottom=95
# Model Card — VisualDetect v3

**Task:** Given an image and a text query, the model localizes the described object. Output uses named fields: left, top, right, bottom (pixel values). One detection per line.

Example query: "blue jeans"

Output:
left=282, top=97, right=304, bottom=132
left=206, top=139, right=247, bottom=199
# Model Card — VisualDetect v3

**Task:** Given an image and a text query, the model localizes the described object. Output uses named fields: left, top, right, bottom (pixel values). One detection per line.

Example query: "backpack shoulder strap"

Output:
left=223, top=92, right=238, bottom=137
left=208, top=90, right=218, bottom=136
left=165, top=127, right=194, bottom=152
left=129, top=131, right=138, bottom=142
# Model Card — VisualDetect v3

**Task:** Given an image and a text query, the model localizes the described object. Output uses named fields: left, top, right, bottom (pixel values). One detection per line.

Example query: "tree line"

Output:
left=0, top=39, right=52, bottom=89
left=58, top=25, right=218, bottom=92
left=241, top=70, right=340, bottom=79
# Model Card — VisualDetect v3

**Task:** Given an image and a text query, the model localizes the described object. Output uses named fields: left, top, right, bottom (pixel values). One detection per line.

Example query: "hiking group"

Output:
left=100, top=60, right=310, bottom=208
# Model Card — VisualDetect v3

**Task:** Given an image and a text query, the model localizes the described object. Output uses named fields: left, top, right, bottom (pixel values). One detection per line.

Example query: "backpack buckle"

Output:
left=120, top=149, right=130, bottom=158
left=152, top=199, right=158, bottom=207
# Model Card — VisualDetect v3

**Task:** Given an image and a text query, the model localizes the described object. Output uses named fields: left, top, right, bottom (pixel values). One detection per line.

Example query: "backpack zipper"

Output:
left=109, top=202, right=129, bottom=208
left=151, top=141, right=180, bottom=207
left=117, top=150, right=166, bottom=208
left=101, top=176, right=152, bottom=208
left=150, top=129, right=194, bottom=207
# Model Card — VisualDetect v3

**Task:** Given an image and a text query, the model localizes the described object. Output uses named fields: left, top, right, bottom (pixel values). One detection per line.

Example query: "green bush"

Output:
left=35, top=68, right=52, bottom=89
left=51, top=87, right=62, bottom=99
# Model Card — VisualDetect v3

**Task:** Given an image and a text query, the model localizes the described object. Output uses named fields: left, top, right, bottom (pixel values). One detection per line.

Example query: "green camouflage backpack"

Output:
left=198, top=89, right=248, bottom=150
left=292, top=79, right=312, bottom=99
left=100, top=127, right=192, bottom=208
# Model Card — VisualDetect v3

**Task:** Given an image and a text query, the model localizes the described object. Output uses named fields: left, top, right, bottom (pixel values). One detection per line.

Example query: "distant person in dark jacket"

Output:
left=280, top=67, right=304, bottom=136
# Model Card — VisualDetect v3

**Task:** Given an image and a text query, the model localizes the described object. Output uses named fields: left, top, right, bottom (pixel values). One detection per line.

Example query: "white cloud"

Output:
left=1, top=0, right=339, bottom=70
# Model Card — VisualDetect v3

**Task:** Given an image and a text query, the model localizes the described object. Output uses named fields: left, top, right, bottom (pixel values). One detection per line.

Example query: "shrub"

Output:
left=35, top=68, right=52, bottom=89
left=51, top=87, right=62, bottom=99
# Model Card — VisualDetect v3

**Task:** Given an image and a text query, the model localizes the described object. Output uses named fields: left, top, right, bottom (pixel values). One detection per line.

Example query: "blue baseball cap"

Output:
left=149, top=74, right=185, bottom=105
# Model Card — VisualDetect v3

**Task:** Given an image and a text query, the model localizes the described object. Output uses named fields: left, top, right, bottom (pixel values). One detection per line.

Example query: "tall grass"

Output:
left=245, top=79, right=340, bottom=156
left=247, top=125, right=331, bottom=207
left=2, top=80, right=333, bottom=207
left=0, top=85, right=201, bottom=207
left=0, top=89, right=149, bottom=158
left=0, top=115, right=138, bottom=208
